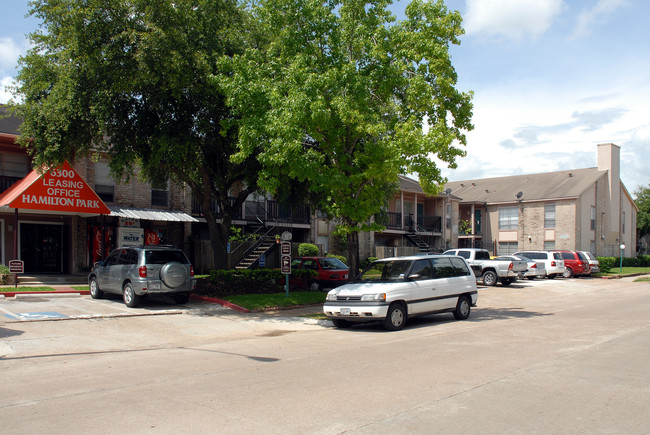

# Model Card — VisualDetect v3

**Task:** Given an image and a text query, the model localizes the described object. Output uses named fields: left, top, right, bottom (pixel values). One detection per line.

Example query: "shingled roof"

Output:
left=444, top=167, right=606, bottom=204
left=0, top=105, right=21, bottom=135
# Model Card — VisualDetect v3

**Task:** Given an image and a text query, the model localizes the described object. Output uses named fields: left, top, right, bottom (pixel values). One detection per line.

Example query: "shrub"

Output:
left=638, top=255, right=650, bottom=267
left=0, top=264, right=10, bottom=275
left=596, top=257, right=616, bottom=274
left=360, top=257, right=378, bottom=270
left=205, top=268, right=284, bottom=296
left=298, top=243, right=319, bottom=257
left=326, top=253, right=347, bottom=265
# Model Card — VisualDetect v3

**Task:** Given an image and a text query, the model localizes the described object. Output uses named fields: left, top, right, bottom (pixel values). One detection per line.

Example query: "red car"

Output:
left=550, top=250, right=591, bottom=278
left=290, top=257, right=349, bottom=291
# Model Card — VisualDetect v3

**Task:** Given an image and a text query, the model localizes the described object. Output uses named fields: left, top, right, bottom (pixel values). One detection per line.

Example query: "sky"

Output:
left=1, top=0, right=649, bottom=196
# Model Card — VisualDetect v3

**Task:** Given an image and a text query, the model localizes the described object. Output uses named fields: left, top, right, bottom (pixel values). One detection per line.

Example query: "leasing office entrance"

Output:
left=0, top=161, right=110, bottom=274
left=20, top=222, right=64, bottom=273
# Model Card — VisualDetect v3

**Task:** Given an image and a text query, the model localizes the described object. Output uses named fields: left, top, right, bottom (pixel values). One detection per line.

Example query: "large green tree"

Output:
left=13, top=0, right=264, bottom=268
left=635, top=185, right=650, bottom=240
left=220, top=0, right=473, bottom=275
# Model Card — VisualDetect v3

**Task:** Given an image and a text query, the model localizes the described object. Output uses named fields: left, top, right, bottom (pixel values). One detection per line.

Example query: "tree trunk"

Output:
left=347, top=231, right=360, bottom=279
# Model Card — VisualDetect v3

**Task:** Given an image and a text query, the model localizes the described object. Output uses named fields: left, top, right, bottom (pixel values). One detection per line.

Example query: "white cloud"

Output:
left=573, top=0, right=629, bottom=39
left=463, top=0, right=565, bottom=40
left=0, top=76, right=15, bottom=103
left=0, top=37, right=22, bottom=76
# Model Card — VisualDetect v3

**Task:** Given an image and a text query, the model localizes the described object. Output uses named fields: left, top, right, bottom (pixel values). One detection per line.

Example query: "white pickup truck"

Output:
left=443, top=248, right=528, bottom=286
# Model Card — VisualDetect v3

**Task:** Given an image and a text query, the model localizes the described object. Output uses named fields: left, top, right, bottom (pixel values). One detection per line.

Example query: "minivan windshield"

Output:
left=357, top=260, right=411, bottom=282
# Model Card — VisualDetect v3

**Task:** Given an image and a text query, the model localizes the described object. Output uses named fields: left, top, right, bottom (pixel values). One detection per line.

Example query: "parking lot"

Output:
left=0, top=292, right=205, bottom=322
left=1, top=275, right=649, bottom=433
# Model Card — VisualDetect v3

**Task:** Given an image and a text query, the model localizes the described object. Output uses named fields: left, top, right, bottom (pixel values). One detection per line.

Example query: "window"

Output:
left=499, top=207, right=518, bottom=230
left=544, top=205, right=556, bottom=228
left=449, top=257, right=472, bottom=276
left=151, top=180, right=169, bottom=207
left=1, top=154, right=28, bottom=193
left=498, top=242, right=518, bottom=255
left=95, top=161, right=115, bottom=203
left=410, top=259, right=433, bottom=280
left=544, top=241, right=555, bottom=250
left=431, top=257, right=456, bottom=278
left=590, top=207, right=596, bottom=230
left=0, top=153, right=27, bottom=177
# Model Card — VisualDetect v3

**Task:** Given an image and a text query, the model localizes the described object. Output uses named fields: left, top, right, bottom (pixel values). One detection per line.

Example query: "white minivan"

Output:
left=323, top=255, right=478, bottom=330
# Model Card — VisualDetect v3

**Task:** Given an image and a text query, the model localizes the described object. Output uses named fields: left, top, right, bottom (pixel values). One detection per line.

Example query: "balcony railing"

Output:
left=383, top=212, right=441, bottom=233
left=192, top=196, right=310, bottom=224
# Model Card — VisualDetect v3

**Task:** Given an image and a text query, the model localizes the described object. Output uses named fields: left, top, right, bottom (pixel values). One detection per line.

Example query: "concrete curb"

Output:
left=190, top=294, right=250, bottom=313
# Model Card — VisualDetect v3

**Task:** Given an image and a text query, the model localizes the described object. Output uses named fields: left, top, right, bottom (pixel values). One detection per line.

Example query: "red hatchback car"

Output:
left=551, top=250, right=591, bottom=278
left=290, top=257, right=349, bottom=291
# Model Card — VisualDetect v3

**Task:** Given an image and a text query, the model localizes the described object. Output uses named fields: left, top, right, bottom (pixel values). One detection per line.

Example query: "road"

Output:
left=1, top=277, right=649, bottom=434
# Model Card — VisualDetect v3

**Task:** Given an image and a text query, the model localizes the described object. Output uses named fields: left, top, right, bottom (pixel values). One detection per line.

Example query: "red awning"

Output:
left=0, top=161, right=110, bottom=216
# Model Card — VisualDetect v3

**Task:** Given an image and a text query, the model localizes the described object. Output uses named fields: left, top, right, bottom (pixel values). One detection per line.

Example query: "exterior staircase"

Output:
left=235, top=236, right=277, bottom=269
left=405, top=233, right=433, bottom=252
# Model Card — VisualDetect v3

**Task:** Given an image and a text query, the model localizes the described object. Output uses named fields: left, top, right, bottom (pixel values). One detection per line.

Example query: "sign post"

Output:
left=281, top=241, right=291, bottom=296
left=9, top=260, right=24, bottom=289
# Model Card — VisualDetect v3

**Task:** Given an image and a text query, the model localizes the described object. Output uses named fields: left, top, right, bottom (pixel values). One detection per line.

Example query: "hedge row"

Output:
left=596, top=255, right=650, bottom=273
left=199, top=268, right=318, bottom=297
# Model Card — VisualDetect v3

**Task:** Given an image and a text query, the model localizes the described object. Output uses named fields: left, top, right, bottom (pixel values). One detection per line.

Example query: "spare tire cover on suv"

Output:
left=160, top=262, right=188, bottom=288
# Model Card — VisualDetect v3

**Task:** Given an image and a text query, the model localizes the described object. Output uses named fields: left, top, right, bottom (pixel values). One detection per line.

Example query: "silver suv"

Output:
left=88, top=246, right=196, bottom=307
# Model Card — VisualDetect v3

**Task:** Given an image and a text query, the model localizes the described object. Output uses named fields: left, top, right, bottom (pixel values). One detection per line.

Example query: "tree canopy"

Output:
left=13, top=0, right=473, bottom=273
left=13, top=0, right=264, bottom=268
left=635, top=185, right=650, bottom=239
left=219, top=0, right=473, bottom=273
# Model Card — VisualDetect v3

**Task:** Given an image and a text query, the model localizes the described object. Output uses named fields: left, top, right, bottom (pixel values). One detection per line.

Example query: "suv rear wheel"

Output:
left=123, top=282, right=139, bottom=308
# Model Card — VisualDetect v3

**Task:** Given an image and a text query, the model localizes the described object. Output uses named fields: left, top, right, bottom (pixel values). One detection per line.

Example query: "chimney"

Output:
left=597, top=143, right=621, bottom=243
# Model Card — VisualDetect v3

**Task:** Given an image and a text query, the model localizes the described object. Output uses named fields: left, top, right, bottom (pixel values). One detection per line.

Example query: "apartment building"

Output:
left=443, top=143, right=637, bottom=256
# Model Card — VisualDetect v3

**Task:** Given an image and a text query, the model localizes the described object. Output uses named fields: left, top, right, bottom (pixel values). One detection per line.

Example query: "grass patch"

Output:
left=222, top=291, right=326, bottom=311
left=71, top=285, right=89, bottom=291
left=634, top=277, right=650, bottom=282
left=0, top=286, right=56, bottom=292
left=598, top=267, right=650, bottom=276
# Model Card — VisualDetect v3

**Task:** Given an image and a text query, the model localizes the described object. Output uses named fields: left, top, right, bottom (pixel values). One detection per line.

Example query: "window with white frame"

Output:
left=94, top=161, right=115, bottom=203
left=498, top=207, right=518, bottom=230
left=590, top=206, right=596, bottom=230
left=544, top=204, right=556, bottom=228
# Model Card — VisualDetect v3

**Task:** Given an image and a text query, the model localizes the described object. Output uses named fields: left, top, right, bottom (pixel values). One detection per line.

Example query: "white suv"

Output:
left=323, top=255, right=478, bottom=330
left=514, top=251, right=565, bottom=279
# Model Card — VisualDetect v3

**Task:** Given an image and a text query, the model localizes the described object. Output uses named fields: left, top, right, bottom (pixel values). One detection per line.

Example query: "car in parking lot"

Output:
left=495, top=255, right=546, bottom=280
left=580, top=251, right=600, bottom=274
left=551, top=250, right=591, bottom=278
left=514, top=250, right=565, bottom=279
left=323, top=255, right=478, bottom=330
left=290, top=257, right=349, bottom=291
left=88, top=245, right=196, bottom=307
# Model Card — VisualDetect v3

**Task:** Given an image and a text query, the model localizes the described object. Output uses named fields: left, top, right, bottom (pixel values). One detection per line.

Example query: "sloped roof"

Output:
left=0, top=105, right=21, bottom=135
left=398, top=175, right=424, bottom=193
left=444, top=167, right=606, bottom=204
